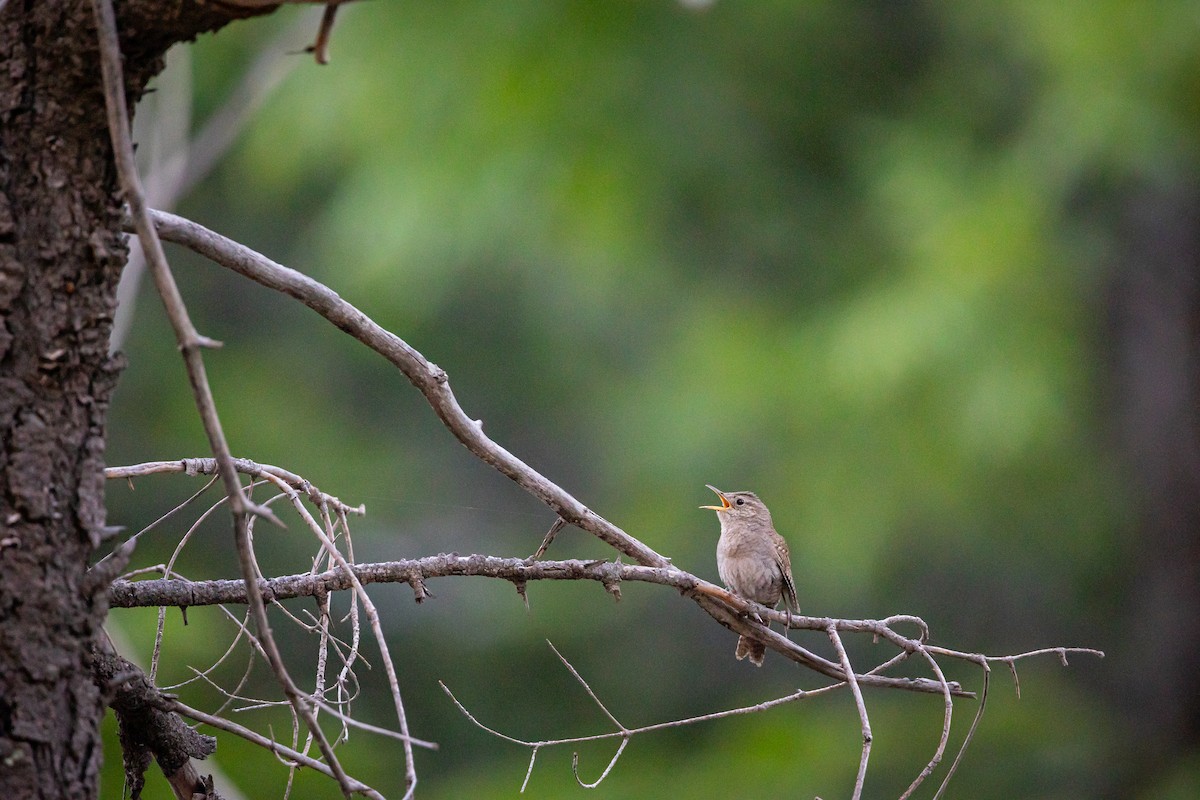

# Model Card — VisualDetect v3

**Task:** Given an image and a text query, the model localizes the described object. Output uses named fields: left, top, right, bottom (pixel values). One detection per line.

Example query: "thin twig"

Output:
left=547, top=641, right=625, bottom=731
left=440, top=677, right=814, bottom=793
left=442, top=639, right=970, bottom=792
left=331, top=508, right=365, bottom=706
left=441, top=676, right=813, bottom=751
left=545, top=640, right=631, bottom=788
left=93, top=474, right=219, bottom=573
left=308, top=699, right=436, bottom=749
left=572, top=738, right=629, bottom=789
left=256, top=470, right=423, bottom=796
left=151, top=482, right=272, bottom=679
left=932, top=660, right=990, bottom=800
left=309, top=1, right=342, bottom=64
left=828, top=625, right=870, bottom=800
left=529, top=516, right=566, bottom=561
left=520, top=747, right=541, bottom=793
left=897, top=643, right=954, bottom=800
left=105, top=458, right=364, bottom=517
left=172, top=700, right=383, bottom=800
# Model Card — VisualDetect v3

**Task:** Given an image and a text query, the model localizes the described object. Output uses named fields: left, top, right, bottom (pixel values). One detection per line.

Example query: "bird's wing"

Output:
left=772, top=532, right=800, bottom=613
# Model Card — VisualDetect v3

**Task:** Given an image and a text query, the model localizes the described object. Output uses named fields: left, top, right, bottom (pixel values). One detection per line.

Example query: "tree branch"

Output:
left=107, top=546, right=1101, bottom=702
left=137, top=208, right=671, bottom=569
left=438, top=638, right=1096, bottom=794
left=91, top=641, right=222, bottom=800
left=169, top=700, right=384, bottom=800
left=828, top=624, right=871, bottom=800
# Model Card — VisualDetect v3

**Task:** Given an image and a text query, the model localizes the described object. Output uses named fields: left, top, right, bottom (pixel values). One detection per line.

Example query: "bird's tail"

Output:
left=735, top=635, right=766, bottom=666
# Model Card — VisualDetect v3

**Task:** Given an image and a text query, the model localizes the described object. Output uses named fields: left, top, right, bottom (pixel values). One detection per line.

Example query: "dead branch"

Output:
left=136, top=208, right=670, bottom=569
left=254, top=468, right=420, bottom=787
left=439, top=638, right=1097, bottom=794
left=440, top=641, right=817, bottom=794
left=105, top=457, right=364, bottom=517
left=170, top=700, right=384, bottom=800
left=107, top=544, right=1102, bottom=700
left=103, top=458, right=426, bottom=795
left=90, top=642, right=221, bottom=800
left=828, top=625, right=871, bottom=800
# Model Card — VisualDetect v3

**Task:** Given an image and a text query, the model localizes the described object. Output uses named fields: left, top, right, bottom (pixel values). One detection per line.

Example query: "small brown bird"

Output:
left=701, top=485, right=799, bottom=666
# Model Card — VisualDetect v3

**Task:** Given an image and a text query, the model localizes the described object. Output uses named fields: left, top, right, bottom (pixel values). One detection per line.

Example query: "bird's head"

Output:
left=700, top=485, right=771, bottom=524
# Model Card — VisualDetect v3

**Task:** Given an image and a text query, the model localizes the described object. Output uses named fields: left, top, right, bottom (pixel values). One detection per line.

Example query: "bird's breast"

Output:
left=717, top=533, right=784, bottom=605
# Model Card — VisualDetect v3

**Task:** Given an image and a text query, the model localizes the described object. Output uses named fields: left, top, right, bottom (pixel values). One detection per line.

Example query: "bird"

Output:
left=700, top=484, right=799, bottom=666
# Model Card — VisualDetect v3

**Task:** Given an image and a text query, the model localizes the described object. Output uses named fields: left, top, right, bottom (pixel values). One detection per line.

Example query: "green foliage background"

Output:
left=101, top=2, right=1199, bottom=797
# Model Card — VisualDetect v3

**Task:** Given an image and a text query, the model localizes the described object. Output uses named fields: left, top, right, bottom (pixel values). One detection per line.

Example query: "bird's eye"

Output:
left=735, top=497, right=745, bottom=506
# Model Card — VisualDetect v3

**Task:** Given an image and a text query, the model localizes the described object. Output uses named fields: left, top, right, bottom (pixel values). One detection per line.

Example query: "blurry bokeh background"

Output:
left=101, top=2, right=1199, bottom=797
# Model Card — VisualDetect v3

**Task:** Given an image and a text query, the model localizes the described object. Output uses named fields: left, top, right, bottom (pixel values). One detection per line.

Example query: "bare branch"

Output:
left=440, top=641, right=817, bottom=792
left=440, top=639, right=975, bottom=793
left=105, top=458, right=365, bottom=517
left=932, top=659, right=989, bottom=800
left=572, top=738, right=629, bottom=790
left=548, top=641, right=624, bottom=731
left=828, top=625, right=871, bottom=800
left=94, top=474, right=220, bottom=577
left=897, top=643, right=953, bottom=799
left=138, top=208, right=670, bottom=568
left=254, top=469, right=422, bottom=794
left=108, top=543, right=1104, bottom=694
left=171, top=701, right=383, bottom=800
left=308, top=2, right=343, bottom=64
left=529, top=516, right=567, bottom=561
left=106, top=552, right=962, bottom=694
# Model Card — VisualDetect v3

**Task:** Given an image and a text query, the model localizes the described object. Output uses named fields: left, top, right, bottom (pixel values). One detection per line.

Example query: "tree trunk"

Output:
left=1105, top=184, right=1200, bottom=793
left=0, top=3, right=265, bottom=797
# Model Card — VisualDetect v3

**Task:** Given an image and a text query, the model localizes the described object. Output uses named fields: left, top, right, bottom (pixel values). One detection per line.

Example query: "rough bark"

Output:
left=0, top=3, right=266, bottom=798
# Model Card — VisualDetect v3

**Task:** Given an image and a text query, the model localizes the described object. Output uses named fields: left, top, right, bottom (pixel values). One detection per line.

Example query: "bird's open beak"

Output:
left=699, top=484, right=731, bottom=511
